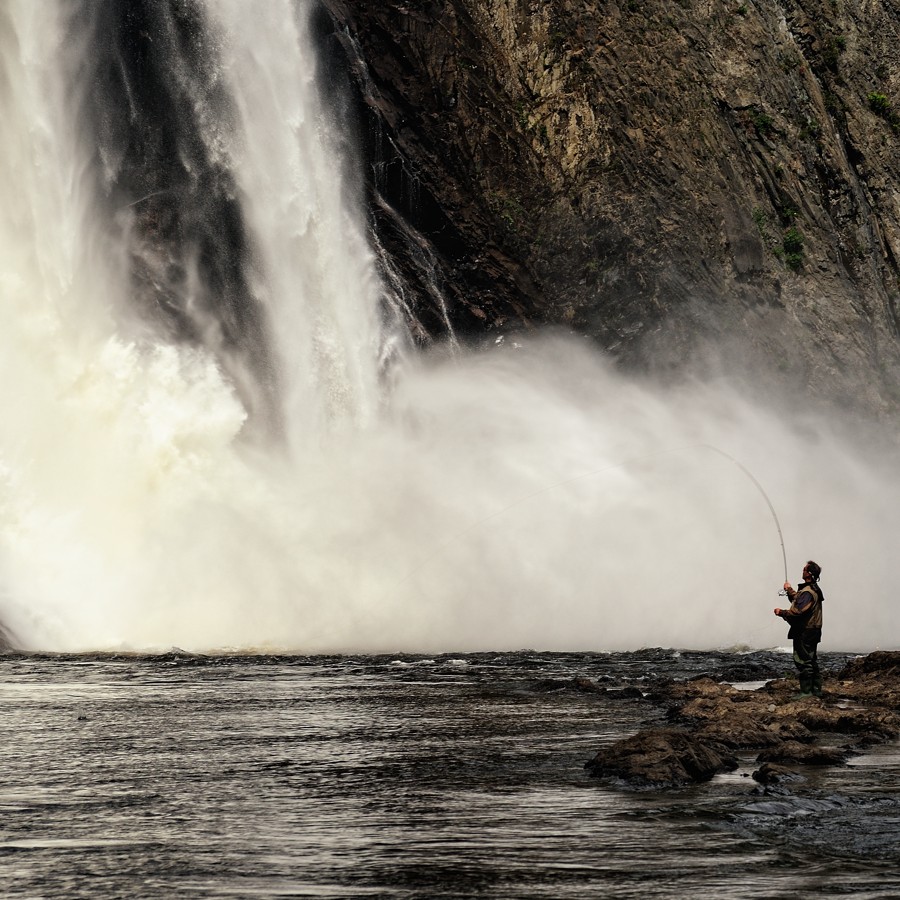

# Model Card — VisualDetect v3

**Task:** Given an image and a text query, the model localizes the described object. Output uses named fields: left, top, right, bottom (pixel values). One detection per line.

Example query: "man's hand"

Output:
left=783, top=581, right=791, bottom=591
left=774, top=608, right=782, bottom=616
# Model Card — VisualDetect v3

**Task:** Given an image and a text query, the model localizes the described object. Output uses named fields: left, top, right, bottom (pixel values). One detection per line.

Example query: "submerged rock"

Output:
left=529, top=676, right=606, bottom=694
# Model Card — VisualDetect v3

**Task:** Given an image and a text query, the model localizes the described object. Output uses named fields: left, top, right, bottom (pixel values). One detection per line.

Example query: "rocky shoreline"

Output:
left=585, top=650, right=900, bottom=788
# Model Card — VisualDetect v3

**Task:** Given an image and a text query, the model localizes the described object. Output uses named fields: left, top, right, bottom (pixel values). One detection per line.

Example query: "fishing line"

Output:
left=392, top=442, right=788, bottom=590
left=699, top=444, right=789, bottom=584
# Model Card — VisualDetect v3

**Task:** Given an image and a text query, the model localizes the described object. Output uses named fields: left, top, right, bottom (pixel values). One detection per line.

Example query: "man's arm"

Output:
left=775, top=587, right=813, bottom=619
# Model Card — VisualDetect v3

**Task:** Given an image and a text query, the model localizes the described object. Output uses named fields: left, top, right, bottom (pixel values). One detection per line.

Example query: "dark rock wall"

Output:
left=80, top=0, right=279, bottom=432
left=322, top=0, right=900, bottom=416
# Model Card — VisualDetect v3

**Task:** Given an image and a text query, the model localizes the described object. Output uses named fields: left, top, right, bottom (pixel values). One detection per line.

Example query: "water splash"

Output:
left=0, top=1, right=897, bottom=654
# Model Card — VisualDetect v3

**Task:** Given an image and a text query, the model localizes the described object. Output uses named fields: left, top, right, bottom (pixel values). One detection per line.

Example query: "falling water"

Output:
left=197, top=0, right=384, bottom=448
left=0, top=0, right=898, bottom=654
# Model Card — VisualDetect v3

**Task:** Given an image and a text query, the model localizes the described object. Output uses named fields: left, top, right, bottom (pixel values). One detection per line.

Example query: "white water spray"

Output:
left=1, top=1, right=898, bottom=653
left=199, top=0, right=384, bottom=448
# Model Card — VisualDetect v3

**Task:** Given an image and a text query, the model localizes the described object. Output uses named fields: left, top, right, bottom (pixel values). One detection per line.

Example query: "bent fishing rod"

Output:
left=392, top=442, right=789, bottom=592
left=699, top=444, right=788, bottom=585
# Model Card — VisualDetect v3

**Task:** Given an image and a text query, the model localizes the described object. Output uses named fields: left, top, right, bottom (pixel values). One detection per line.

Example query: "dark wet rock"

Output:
left=766, top=719, right=815, bottom=744
left=694, top=716, right=789, bottom=751
left=839, top=651, right=900, bottom=680
left=752, top=763, right=804, bottom=785
left=571, top=676, right=605, bottom=694
left=719, top=662, right=781, bottom=683
left=791, top=705, right=900, bottom=738
left=585, top=728, right=738, bottom=787
left=586, top=651, right=900, bottom=788
left=640, top=680, right=678, bottom=705
left=756, top=741, right=851, bottom=766
left=749, top=784, right=796, bottom=798
left=665, top=676, right=733, bottom=703
left=834, top=652, right=900, bottom=711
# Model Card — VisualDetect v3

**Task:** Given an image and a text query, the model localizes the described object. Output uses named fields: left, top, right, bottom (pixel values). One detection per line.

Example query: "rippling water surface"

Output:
left=1, top=651, right=898, bottom=898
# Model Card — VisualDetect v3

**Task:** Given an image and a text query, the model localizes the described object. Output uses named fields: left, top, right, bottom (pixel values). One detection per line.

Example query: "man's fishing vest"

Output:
left=787, top=583, right=823, bottom=639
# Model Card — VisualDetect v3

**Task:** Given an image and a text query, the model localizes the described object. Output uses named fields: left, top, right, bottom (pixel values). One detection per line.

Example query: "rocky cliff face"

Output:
left=322, top=0, right=900, bottom=416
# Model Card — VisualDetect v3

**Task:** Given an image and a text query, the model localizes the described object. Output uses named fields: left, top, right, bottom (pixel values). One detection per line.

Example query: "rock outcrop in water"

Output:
left=585, top=651, right=900, bottom=787
left=322, top=0, right=900, bottom=415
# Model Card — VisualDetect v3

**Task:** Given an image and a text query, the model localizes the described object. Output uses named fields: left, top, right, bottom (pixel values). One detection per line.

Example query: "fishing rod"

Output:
left=393, top=442, right=789, bottom=591
left=699, top=444, right=788, bottom=585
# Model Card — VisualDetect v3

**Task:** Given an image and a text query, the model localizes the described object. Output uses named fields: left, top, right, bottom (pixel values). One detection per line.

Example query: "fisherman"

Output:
left=774, top=560, right=824, bottom=698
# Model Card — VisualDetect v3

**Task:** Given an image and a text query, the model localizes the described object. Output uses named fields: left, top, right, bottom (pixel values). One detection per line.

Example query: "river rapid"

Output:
left=1, top=649, right=898, bottom=899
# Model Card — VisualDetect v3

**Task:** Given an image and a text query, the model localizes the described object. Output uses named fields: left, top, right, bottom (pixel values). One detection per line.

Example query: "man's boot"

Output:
left=794, top=671, right=814, bottom=699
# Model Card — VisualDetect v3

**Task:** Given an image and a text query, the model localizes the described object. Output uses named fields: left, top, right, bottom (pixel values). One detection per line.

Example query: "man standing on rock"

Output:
left=775, top=561, right=824, bottom=698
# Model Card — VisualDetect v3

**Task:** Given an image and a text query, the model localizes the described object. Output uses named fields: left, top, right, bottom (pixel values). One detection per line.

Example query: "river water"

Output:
left=1, top=650, right=898, bottom=898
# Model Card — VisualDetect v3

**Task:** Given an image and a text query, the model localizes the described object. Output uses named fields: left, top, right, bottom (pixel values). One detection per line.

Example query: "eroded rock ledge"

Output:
left=585, top=650, right=900, bottom=788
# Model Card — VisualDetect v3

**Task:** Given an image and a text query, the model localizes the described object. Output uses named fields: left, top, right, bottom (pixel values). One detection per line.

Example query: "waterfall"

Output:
left=0, top=0, right=385, bottom=650
left=1, top=1, right=897, bottom=654
left=197, top=0, right=384, bottom=449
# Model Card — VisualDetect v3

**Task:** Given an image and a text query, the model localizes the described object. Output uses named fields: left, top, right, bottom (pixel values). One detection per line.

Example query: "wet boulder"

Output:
left=719, top=661, right=781, bottom=683
left=751, top=762, right=804, bottom=785
left=834, top=652, right=900, bottom=710
left=665, top=677, right=736, bottom=704
left=765, top=719, right=815, bottom=743
left=838, top=651, right=900, bottom=680
left=790, top=704, right=900, bottom=741
left=694, top=715, right=788, bottom=750
left=585, top=728, right=738, bottom=786
left=756, top=740, right=851, bottom=766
